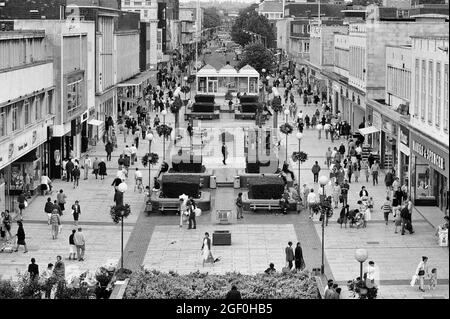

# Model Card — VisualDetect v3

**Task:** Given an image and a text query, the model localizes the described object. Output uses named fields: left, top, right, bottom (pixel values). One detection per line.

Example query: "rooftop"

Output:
left=259, top=1, right=283, bottom=13
left=0, top=29, right=45, bottom=40
left=285, top=3, right=347, bottom=18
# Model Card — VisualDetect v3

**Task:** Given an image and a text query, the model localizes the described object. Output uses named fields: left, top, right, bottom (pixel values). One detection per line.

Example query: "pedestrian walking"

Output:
left=414, top=256, right=429, bottom=292
left=71, top=200, right=81, bottom=227
left=83, top=154, right=92, bottom=180
left=325, top=147, right=332, bottom=168
left=384, top=168, right=394, bottom=193
left=311, top=161, right=321, bottom=183
left=17, top=192, right=27, bottom=217
left=72, top=165, right=80, bottom=188
left=338, top=204, right=349, bottom=228
left=14, top=221, right=28, bottom=253
left=187, top=201, right=196, bottom=230
left=74, top=227, right=86, bottom=261
left=294, top=242, right=305, bottom=271
left=332, top=181, right=341, bottom=208
left=56, top=189, right=67, bottom=214
left=359, top=186, right=369, bottom=198
left=381, top=197, right=392, bottom=225
left=394, top=205, right=402, bottom=233
left=221, top=142, right=228, bottom=165
left=65, top=159, right=74, bottom=182
left=28, top=258, right=39, bottom=281
left=52, top=200, right=62, bottom=216
left=53, top=255, right=65, bottom=282
left=92, top=157, right=100, bottom=179
left=307, top=189, right=317, bottom=219
left=201, top=232, right=214, bottom=267
left=341, top=180, right=350, bottom=206
left=130, top=144, right=138, bottom=164
left=353, top=162, right=360, bottom=183
left=236, top=192, right=243, bottom=219
left=371, top=161, right=380, bottom=185
left=49, top=209, right=60, bottom=240
left=285, top=241, right=294, bottom=270
left=68, top=229, right=77, bottom=260
left=105, top=142, right=114, bottom=162
left=98, top=158, right=107, bottom=180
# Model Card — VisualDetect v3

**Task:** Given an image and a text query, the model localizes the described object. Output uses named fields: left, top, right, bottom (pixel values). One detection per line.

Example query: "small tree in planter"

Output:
left=292, top=151, right=308, bottom=163
left=271, top=96, right=283, bottom=128
left=142, top=152, right=159, bottom=168
left=181, top=86, right=190, bottom=103
left=110, top=204, right=131, bottom=274
left=156, top=124, right=173, bottom=140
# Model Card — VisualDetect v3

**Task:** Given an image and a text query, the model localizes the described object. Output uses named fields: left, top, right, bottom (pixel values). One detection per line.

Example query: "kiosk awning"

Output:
left=88, top=119, right=103, bottom=126
left=358, top=126, right=379, bottom=135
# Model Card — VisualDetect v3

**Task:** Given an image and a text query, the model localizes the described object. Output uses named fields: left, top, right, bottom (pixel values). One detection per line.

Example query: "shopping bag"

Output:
left=58, top=225, right=62, bottom=234
left=410, top=275, right=417, bottom=287
left=194, top=208, right=202, bottom=217
left=24, top=200, right=28, bottom=208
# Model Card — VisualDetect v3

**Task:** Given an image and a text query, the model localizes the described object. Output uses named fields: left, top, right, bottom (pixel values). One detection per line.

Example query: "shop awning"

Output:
left=117, top=70, right=157, bottom=87
left=358, top=126, right=379, bottom=135
left=88, top=119, right=103, bottom=126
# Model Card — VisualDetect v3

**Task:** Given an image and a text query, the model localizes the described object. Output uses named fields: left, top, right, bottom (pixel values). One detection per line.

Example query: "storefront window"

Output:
left=238, top=77, right=248, bottom=92
left=249, top=77, right=258, bottom=93
left=198, top=77, right=206, bottom=93
left=415, top=163, right=434, bottom=200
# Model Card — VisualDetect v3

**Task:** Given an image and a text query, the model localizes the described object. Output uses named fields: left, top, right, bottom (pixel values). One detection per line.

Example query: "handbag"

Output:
left=337, top=217, right=343, bottom=224
left=194, top=208, right=202, bottom=217
left=410, top=275, right=418, bottom=287
left=418, top=270, right=425, bottom=276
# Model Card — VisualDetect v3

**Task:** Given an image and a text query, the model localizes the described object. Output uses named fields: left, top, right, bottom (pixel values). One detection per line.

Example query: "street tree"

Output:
left=237, top=42, right=274, bottom=74
left=203, top=7, right=221, bottom=29
left=231, top=4, right=275, bottom=48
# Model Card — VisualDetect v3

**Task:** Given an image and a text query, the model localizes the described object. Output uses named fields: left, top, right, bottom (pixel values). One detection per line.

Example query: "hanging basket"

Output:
left=156, top=124, right=173, bottom=137
left=170, top=97, right=183, bottom=113
left=292, top=151, right=308, bottom=163
left=279, top=123, right=293, bottom=135
left=110, top=204, right=131, bottom=224
left=271, top=96, right=283, bottom=113
left=142, top=152, right=159, bottom=167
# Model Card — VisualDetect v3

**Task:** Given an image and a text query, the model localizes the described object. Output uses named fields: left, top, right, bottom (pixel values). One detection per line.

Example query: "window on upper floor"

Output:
left=436, top=62, right=441, bottom=128
left=11, top=104, right=19, bottom=132
left=444, top=64, right=449, bottom=132
left=145, top=0, right=151, bottom=5
left=414, top=59, right=419, bottom=117
left=144, top=9, right=148, bottom=17
left=0, top=111, right=5, bottom=137
left=47, top=90, right=53, bottom=115
left=420, top=60, right=426, bottom=121
left=304, top=42, right=309, bottom=53
left=428, top=61, right=433, bottom=125
left=67, top=80, right=83, bottom=113
left=124, top=0, right=130, bottom=5
left=24, top=99, right=30, bottom=126
left=134, top=1, right=142, bottom=6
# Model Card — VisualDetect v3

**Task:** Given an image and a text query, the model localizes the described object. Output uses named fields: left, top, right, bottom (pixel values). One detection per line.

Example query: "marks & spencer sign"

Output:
left=412, top=140, right=445, bottom=172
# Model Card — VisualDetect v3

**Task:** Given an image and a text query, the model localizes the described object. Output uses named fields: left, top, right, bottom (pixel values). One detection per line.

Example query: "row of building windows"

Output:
left=414, top=59, right=449, bottom=131
left=334, top=47, right=348, bottom=71
left=349, top=46, right=365, bottom=81
left=263, top=12, right=282, bottom=20
left=0, top=37, right=46, bottom=70
left=291, top=24, right=311, bottom=35
left=386, top=66, right=411, bottom=101
left=0, top=91, right=53, bottom=138
left=123, top=0, right=152, bottom=6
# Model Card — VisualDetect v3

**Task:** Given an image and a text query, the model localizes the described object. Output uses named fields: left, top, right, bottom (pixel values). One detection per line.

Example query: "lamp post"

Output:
left=296, top=132, right=303, bottom=201
left=284, top=108, right=290, bottom=163
left=316, top=123, right=323, bottom=140
left=117, top=182, right=128, bottom=269
left=355, top=248, right=368, bottom=280
left=146, top=133, right=154, bottom=189
left=161, top=109, right=168, bottom=161
left=319, top=175, right=329, bottom=275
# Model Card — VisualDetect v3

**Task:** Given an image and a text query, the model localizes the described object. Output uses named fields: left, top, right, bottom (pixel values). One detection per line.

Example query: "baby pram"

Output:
left=0, top=239, right=15, bottom=253
left=347, top=209, right=359, bottom=228
left=354, top=211, right=365, bottom=228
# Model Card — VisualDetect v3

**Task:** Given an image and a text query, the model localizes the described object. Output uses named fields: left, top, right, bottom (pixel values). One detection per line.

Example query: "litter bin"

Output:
left=233, top=176, right=240, bottom=189
left=210, top=175, right=217, bottom=189
left=438, top=228, right=448, bottom=247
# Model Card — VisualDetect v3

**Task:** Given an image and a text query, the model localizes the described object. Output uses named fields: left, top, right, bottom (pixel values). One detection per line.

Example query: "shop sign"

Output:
left=372, top=111, right=382, bottom=130
left=399, top=126, right=409, bottom=147
left=412, top=140, right=445, bottom=171
left=0, top=125, right=47, bottom=170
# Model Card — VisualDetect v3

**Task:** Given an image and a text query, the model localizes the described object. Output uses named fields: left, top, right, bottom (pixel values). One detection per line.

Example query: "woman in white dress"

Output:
left=201, top=232, right=214, bottom=267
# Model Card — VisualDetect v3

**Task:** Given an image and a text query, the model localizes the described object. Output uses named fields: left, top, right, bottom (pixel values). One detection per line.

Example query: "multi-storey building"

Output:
left=121, top=0, right=159, bottom=68
left=179, top=6, right=202, bottom=62
left=0, top=30, right=55, bottom=211
left=258, top=0, right=284, bottom=29
left=409, top=34, right=449, bottom=212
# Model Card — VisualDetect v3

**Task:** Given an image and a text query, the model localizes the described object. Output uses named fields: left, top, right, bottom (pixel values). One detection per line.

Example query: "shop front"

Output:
left=398, top=125, right=410, bottom=188
left=380, top=116, right=398, bottom=171
left=410, top=130, right=449, bottom=213
left=0, top=124, right=50, bottom=212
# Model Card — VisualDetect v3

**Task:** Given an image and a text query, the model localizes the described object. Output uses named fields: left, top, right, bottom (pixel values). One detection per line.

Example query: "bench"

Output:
left=250, top=202, right=281, bottom=211
left=159, top=202, right=180, bottom=213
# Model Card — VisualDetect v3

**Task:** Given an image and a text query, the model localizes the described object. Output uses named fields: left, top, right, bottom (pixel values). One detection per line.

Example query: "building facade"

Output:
left=409, top=34, right=449, bottom=212
left=0, top=30, right=55, bottom=212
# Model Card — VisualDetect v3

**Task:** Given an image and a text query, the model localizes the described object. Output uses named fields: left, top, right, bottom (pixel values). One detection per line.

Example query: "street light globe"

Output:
left=319, top=175, right=329, bottom=186
left=146, top=133, right=154, bottom=141
left=184, top=76, right=188, bottom=81
left=296, top=132, right=303, bottom=140
left=266, top=75, right=271, bottom=80
left=284, top=109, right=290, bottom=115
left=261, top=68, right=266, bottom=73
left=118, top=182, right=128, bottom=193
left=161, top=109, right=168, bottom=116
left=355, top=248, right=369, bottom=263
left=316, top=124, right=323, bottom=130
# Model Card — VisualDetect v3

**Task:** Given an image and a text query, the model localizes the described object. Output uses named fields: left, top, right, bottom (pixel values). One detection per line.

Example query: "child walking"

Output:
left=429, top=268, right=437, bottom=290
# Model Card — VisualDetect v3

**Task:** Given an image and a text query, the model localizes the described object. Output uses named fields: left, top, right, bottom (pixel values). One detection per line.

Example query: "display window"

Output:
left=415, top=163, right=434, bottom=200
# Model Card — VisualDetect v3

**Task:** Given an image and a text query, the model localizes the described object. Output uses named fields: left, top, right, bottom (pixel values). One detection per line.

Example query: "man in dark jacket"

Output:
left=65, top=159, right=74, bottom=182
left=225, top=285, right=242, bottom=299
left=44, top=197, right=54, bottom=224
left=311, top=161, right=321, bottom=183
left=285, top=241, right=295, bottom=270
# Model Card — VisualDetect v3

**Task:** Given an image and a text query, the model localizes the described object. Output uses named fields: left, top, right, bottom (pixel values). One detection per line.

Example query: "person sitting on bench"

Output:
left=282, top=163, right=295, bottom=181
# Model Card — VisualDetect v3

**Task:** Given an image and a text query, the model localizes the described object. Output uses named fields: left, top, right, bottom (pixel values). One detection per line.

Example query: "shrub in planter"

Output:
left=115, top=268, right=133, bottom=281
left=247, top=175, right=285, bottom=199
left=292, top=151, right=308, bottom=163
left=161, top=174, right=200, bottom=198
left=279, top=123, right=293, bottom=135
left=142, top=152, right=159, bottom=167
left=110, top=204, right=131, bottom=224
left=124, top=269, right=320, bottom=299
left=156, top=124, right=173, bottom=138
left=0, top=280, right=20, bottom=299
